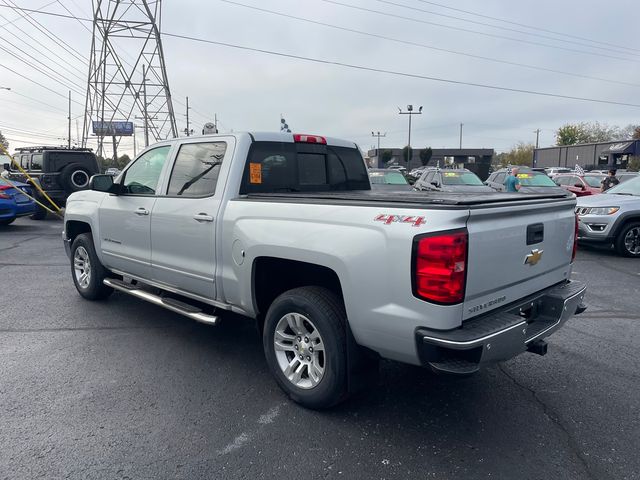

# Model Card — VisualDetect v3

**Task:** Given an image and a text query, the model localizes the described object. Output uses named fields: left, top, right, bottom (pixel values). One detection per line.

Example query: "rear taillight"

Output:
left=293, top=133, right=327, bottom=144
left=413, top=229, right=468, bottom=304
left=0, top=185, right=11, bottom=199
left=571, top=214, right=578, bottom=263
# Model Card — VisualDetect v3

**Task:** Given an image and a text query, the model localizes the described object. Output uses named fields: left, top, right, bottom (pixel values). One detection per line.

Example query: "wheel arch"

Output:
left=252, top=256, right=345, bottom=331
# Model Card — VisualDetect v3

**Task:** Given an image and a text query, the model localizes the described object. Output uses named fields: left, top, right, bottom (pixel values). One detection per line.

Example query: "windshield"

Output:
left=584, top=175, right=605, bottom=187
left=517, top=172, right=557, bottom=186
left=441, top=171, right=484, bottom=186
left=606, top=176, right=640, bottom=196
left=369, top=171, right=408, bottom=185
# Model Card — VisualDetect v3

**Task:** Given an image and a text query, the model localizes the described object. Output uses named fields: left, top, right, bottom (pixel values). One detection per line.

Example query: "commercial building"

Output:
left=367, top=148, right=494, bottom=180
left=534, top=140, right=640, bottom=170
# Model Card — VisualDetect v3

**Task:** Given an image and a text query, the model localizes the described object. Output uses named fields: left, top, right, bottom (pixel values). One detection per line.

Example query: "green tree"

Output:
left=499, top=142, right=535, bottom=168
left=401, top=145, right=413, bottom=166
left=419, top=147, right=433, bottom=166
left=380, top=149, right=393, bottom=166
left=632, top=126, right=640, bottom=140
left=556, top=123, right=589, bottom=146
left=117, top=154, right=131, bottom=169
left=0, top=130, right=8, bottom=151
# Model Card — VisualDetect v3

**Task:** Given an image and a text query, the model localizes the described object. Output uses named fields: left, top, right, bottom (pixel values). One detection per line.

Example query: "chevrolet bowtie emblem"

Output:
left=524, top=249, right=544, bottom=266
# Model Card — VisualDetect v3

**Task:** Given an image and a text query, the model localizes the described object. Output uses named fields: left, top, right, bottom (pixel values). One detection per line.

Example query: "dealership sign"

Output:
left=92, top=121, right=134, bottom=136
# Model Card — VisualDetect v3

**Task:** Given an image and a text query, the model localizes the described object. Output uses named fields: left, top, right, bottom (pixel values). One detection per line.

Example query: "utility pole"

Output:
left=371, top=131, right=386, bottom=152
left=142, top=64, right=149, bottom=147
left=67, top=91, right=71, bottom=149
left=533, top=128, right=541, bottom=167
left=398, top=105, right=422, bottom=166
left=534, top=128, right=540, bottom=148
left=459, top=123, right=464, bottom=149
left=184, top=96, right=192, bottom=136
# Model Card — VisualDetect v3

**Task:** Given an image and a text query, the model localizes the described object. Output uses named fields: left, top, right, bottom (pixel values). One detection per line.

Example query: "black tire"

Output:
left=263, top=286, right=348, bottom=409
left=614, top=222, right=640, bottom=257
left=70, top=232, right=114, bottom=300
left=60, top=163, right=92, bottom=193
left=30, top=204, right=47, bottom=220
left=0, top=217, right=16, bottom=225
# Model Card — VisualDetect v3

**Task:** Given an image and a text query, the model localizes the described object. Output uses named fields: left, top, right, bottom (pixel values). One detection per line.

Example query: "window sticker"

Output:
left=249, top=162, right=262, bottom=184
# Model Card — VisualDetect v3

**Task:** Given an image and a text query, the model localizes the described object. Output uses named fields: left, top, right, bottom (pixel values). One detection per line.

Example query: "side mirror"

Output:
left=431, top=181, right=439, bottom=187
left=90, top=174, right=114, bottom=192
left=575, top=183, right=583, bottom=188
left=2, top=163, right=9, bottom=171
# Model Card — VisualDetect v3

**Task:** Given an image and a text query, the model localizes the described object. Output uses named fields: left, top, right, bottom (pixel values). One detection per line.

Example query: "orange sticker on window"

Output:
left=249, top=163, right=262, bottom=184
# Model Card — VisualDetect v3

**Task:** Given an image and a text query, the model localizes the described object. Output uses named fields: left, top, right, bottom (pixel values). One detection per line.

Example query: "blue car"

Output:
left=0, top=179, right=36, bottom=225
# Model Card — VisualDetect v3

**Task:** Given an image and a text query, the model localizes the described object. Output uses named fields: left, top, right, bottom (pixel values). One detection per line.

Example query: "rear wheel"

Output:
left=70, top=233, right=114, bottom=300
left=614, top=222, right=640, bottom=257
left=263, top=286, right=348, bottom=409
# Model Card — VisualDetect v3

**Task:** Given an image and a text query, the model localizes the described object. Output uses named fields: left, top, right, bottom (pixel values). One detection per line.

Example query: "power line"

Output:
left=413, top=0, right=640, bottom=54
left=2, top=4, right=640, bottom=109
left=0, top=0, right=56, bottom=27
left=161, top=32, right=640, bottom=109
left=0, top=62, right=84, bottom=105
left=220, top=0, right=640, bottom=89
left=372, top=0, right=639, bottom=58
left=320, top=0, right=640, bottom=64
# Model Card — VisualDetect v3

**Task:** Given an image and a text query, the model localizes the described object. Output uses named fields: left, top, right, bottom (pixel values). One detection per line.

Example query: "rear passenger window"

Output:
left=240, top=142, right=369, bottom=194
left=20, top=155, right=30, bottom=169
left=31, top=154, right=43, bottom=170
left=167, top=142, right=227, bottom=197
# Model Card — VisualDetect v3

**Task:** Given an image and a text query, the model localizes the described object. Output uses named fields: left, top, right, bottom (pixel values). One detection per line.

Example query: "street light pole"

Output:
left=534, top=128, right=540, bottom=148
left=398, top=105, right=422, bottom=166
left=459, top=123, right=464, bottom=149
left=371, top=131, right=386, bottom=152
left=68, top=91, right=72, bottom=149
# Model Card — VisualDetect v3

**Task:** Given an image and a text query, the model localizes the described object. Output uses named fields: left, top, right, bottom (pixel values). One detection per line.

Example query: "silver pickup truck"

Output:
left=63, top=132, right=586, bottom=408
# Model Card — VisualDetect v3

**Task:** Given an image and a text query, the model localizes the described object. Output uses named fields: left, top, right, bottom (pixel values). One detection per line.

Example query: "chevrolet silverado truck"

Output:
left=63, top=132, right=586, bottom=408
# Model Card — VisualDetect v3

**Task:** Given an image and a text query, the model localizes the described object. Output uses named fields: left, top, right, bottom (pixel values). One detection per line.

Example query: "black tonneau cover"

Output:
left=241, top=190, right=572, bottom=209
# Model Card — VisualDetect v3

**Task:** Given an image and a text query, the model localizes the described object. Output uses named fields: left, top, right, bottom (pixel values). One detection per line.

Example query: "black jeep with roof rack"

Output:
left=3, top=146, right=99, bottom=219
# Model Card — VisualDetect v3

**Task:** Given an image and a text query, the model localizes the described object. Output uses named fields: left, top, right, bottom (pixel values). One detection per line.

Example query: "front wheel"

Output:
left=30, top=204, right=47, bottom=220
left=263, top=287, right=348, bottom=409
left=70, top=233, right=114, bottom=300
left=614, top=222, right=640, bottom=257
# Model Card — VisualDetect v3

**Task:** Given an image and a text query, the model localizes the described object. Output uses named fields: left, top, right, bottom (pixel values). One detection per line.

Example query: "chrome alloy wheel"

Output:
left=73, top=246, right=92, bottom=289
left=273, top=313, right=325, bottom=389
left=624, top=226, right=640, bottom=255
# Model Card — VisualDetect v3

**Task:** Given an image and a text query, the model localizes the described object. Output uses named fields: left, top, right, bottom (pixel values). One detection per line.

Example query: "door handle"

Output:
left=193, top=213, right=214, bottom=222
left=135, top=207, right=150, bottom=216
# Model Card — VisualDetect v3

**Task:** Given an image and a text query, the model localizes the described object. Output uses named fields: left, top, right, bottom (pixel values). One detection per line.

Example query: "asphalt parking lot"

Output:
left=1, top=217, right=638, bottom=480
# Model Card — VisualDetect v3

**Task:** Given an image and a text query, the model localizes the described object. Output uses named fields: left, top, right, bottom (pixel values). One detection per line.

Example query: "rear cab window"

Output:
left=240, top=141, right=369, bottom=194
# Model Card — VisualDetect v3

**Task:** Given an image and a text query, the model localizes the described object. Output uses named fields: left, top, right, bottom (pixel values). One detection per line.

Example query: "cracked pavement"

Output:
left=1, top=218, right=639, bottom=479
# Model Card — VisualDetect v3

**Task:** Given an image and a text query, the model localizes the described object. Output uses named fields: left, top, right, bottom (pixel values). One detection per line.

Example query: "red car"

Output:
left=554, top=174, right=605, bottom=196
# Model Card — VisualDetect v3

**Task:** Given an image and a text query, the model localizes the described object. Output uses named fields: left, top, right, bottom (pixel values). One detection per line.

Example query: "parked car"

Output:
left=368, top=169, right=412, bottom=190
left=105, top=167, right=121, bottom=176
left=545, top=167, right=573, bottom=178
left=63, top=132, right=586, bottom=408
left=618, top=172, right=639, bottom=183
left=387, top=164, right=406, bottom=173
left=4, top=146, right=100, bottom=219
left=554, top=174, right=605, bottom=196
left=414, top=168, right=493, bottom=193
left=576, top=176, right=640, bottom=256
left=486, top=168, right=568, bottom=195
left=0, top=179, right=36, bottom=225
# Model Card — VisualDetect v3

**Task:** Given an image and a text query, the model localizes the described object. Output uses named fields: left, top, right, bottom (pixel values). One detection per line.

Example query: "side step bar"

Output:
left=103, top=278, right=219, bottom=326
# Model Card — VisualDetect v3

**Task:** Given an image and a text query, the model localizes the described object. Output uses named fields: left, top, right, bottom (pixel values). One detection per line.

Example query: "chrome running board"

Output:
left=103, top=278, right=219, bottom=326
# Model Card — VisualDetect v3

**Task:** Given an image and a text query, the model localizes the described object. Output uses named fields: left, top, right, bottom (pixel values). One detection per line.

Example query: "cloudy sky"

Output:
left=0, top=0, right=639, bottom=157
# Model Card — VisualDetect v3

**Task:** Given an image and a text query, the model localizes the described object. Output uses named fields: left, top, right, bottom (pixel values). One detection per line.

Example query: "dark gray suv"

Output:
left=4, top=146, right=99, bottom=219
left=486, top=168, right=567, bottom=195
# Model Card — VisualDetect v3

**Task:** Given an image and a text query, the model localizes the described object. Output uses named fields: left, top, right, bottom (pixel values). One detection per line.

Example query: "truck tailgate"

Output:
left=463, top=197, right=576, bottom=320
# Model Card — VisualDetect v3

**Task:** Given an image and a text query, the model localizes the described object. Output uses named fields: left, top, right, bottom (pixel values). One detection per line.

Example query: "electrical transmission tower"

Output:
left=82, top=0, right=177, bottom=158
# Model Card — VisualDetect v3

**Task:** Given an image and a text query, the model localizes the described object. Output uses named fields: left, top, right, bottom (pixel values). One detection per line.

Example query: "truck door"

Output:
left=150, top=138, right=234, bottom=299
left=98, top=145, right=172, bottom=279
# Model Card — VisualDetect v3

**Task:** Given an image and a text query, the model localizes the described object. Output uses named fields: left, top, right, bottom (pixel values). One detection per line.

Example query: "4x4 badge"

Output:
left=524, top=249, right=544, bottom=266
